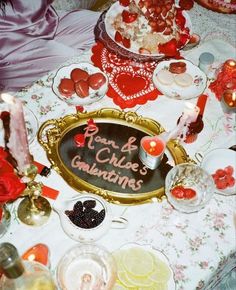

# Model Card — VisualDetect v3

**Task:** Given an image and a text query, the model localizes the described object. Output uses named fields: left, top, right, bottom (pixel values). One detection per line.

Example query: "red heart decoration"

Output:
left=109, top=67, right=153, bottom=100
left=115, top=72, right=148, bottom=96
left=91, top=42, right=161, bottom=108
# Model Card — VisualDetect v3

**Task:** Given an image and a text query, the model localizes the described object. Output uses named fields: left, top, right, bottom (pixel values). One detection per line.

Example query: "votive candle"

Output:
left=221, top=90, right=236, bottom=114
left=223, top=59, right=236, bottom=74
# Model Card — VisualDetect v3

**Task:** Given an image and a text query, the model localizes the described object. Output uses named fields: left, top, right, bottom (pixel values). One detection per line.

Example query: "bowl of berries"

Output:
left=165, top=163, right=215, bottom=213
left=53, top=193, right=128, bottom=242
left=200, top=148, right=236, bottom=196
left=52, top=63, right=108, bottom=106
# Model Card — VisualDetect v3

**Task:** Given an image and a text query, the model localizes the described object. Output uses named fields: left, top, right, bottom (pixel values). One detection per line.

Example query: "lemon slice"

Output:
left=112, top=282, right=129, bottom=290
left=122, top=247, right=154, bottom=276
left=149, top=257, right=171, bottom=283
left=117, top=271, right=135, bottom=287
left=127, top=274, right=154, bottom=287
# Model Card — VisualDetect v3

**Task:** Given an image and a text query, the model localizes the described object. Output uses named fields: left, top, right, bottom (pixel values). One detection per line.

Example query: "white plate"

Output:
left=201, top=148, right=236, bottom=196
left=113, top=242, right=176, bottom=290
left=52, top=62, right=108, bottom=106
left=104, top=2, right=192, bottom=57
left=152, top=59, right=207, bottom=100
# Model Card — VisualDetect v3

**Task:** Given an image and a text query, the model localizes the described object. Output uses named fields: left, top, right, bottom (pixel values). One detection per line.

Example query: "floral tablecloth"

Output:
left=1, top=2, right=236, bottom=290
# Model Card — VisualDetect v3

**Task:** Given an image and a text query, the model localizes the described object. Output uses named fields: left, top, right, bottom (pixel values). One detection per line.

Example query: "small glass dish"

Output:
left=165, top=163, right=215, bottom=213
left=57, top=244, right=117, bottom=290
left=53, top=193, right=128, bottom=243
left=200, top=148, right=236, bottom=196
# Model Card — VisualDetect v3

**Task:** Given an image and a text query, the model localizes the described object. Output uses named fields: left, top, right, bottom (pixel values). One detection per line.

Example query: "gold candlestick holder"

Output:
left=17, top=164, right=51, bottom=226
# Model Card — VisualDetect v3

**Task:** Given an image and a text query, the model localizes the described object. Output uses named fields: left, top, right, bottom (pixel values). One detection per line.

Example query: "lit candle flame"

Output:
left=149, top=141, right=156, bottom=153
left=1, top=93, right=15, bottom=105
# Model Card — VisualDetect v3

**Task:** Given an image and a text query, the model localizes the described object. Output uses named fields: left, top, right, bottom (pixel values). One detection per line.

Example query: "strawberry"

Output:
left=224, top=165, right=234, bottom=176
left=175, top=8, right=186, bottom=30
left=122, top=37, right=131, bottom=48
left=122, top=10, right=138, bottom=23
left=179, top=0, right=194, bottom=11
left=115, top=31, right=123, bottom=43
left=184, top=188, right=197, bottom=199
left=227, top=176, right=235, bottom=187
left=119, top=0, right=130, bottom=7
left=215, top=179, right=227, bottom=190
left=177, top=33, right=190, bottom=48
left=171, top=186, right=185, bottom=199
left=163, top=27, right=173, bottom=35
left=158, top=39, right=180, bottom=57
left=215, top=169, right=226, bottom=178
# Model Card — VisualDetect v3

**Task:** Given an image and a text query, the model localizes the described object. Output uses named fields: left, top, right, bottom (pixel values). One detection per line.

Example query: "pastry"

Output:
left=169, top=61, right=187, bottom=74
left=58, top=78, right=75, bottom=97
left=156, top=69, right=174, bottom=85
left=174, top=72, right=193, bottom=87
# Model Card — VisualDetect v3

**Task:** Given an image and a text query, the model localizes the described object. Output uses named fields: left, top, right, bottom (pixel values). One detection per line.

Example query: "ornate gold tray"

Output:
left=38, top=108, right=190, bottom=204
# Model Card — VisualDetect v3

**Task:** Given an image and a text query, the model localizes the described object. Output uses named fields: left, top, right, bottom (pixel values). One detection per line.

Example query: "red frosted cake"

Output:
left=195, top=0, right=236, bottom=13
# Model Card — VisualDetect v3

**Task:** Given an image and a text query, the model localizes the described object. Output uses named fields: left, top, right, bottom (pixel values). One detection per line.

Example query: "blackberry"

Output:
left=83, top=199, right=96, bottom=209
left=73, top=201, right=83, bottom=212
left=84, top=208, right=98, bottom=220
left=65, top=198, right=105, bottom=229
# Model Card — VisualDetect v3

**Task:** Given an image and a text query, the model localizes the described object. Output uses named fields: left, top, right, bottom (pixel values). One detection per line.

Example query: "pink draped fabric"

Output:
left=0, top=0, right=100, bottom=93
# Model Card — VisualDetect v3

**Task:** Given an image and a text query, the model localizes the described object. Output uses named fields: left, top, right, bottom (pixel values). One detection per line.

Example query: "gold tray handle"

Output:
left=37, top=119, right=62, bottom=153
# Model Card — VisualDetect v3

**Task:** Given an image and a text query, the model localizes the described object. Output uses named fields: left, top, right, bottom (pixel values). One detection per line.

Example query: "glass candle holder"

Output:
left=221, top=90, right=236, bottom=114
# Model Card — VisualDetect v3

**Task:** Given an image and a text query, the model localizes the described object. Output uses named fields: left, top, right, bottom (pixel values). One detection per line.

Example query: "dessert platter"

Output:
left=37, top=108, right=190, bottom=204
left=152, top=59, right=207, bottom=100
left=112, top=242, right=175, bottom=289
left=195, top=0, right=236, bottom=14
left=96, top=0, right=193, bottom=61
left=52, top=62, right=108, bottom=106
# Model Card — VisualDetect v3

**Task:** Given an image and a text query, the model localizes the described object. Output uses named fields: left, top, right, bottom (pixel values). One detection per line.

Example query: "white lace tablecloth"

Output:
left=1, top=3, right=236, bottom=290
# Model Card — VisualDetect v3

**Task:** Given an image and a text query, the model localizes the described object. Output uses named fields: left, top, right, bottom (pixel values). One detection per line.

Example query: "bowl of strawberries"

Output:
left=200, top=148, right=236, bottom=196
left=165, top=163, right=215, bottom=213
left=52, top=63, right=108, bottom=106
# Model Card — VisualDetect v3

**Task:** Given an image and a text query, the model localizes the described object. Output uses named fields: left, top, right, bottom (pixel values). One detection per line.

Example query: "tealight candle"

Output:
left=139, top=136, right=166, bottom=170
left=22, top=244, right=50, bottom=267
left=223, top=59, right=236, bottom=74
left=221, top=90, right=236, bottom=114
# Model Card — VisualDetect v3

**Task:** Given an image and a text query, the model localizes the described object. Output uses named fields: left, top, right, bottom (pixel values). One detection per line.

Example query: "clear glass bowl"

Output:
left=57, top=244, right=117, bottom=290
left=165, top=163, right=215, bottom=213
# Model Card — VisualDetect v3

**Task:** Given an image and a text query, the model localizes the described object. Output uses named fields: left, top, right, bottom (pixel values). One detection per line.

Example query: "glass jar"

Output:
left=0, top=204, right=11, bottom=238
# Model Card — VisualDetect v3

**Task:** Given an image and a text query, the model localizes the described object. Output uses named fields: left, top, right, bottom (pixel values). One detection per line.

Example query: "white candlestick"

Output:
left=1, top=93, right=31, bottom=174
left=161, top=102, right=200, bottom=142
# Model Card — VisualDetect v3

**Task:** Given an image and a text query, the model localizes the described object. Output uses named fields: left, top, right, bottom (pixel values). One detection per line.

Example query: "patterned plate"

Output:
left=152, top=59, right=207, bottom=100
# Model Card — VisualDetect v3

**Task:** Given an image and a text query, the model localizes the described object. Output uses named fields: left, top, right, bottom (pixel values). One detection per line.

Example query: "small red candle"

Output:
left=142, top=138, right=165, bottom=156
left=221, top=90, right=236, bottom=114
left=22, top=244, right=49, bottom=266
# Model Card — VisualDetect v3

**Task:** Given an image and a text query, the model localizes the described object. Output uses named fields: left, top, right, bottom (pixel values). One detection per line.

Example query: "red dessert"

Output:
left=211, top=166, right=235, bottom=190
left=88, top=73, right=107, bottom=90
left=171, top=185, right=197, bottom=199
left=70, top=68, right=89, bottom=83
left=58, top=78, right=75, bottom=97
left=169, top=61, right=187, bottom=74
left=75, top=80, right=89, bottom=98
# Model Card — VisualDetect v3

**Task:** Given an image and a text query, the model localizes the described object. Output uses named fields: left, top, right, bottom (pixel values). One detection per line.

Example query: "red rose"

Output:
left=0, top=172, right=26, bottom=203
